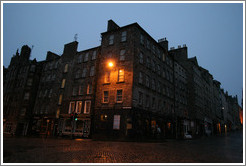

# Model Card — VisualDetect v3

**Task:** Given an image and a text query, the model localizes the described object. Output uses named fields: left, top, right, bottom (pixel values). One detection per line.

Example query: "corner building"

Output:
left=94, top=20, right=176, bottom=139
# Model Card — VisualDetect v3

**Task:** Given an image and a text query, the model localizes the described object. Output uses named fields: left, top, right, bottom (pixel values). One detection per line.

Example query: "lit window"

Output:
left=69, top=101, right=75, bottom=114
left=82, top=68, right=87, bottom=78
left=101, top=114, right=108, bottom=121
left=139, top=52, right=144, bottom=64
left=90, top=66, right=95, bottom=76
left=139, top=92, right=143, bottom=105
left=92, top=51, right=97, bottom=60
left=64, top=64, right=68, bottom=73
left=58, top=94, right=63, bottom=105
left=78, top=55, right=83, bottom=63
left=24, top=92, right=30, bottom=100
left=119, top=49, right=125, bottom=61
left=104, top=72, right=110, bottom=83
left=56, top=109, right=60, bottom=118
left=146, top=75, right=150, bottom=87
left=116, top=90, right=123, bottom=103
left=118, top=69, right=124, bottom=82
left=113, top=115, right=120, bottom=130
left=103, top=91, right=109, bottom=103
left=87, top=84, right=92, bottom=94
left=76, top=101, right=82, bottom=113
left=61, top=79, right=66, bottom=88
left=109, top=35, right=114, bottom=45
left=84, top=100, right=91, bottom=114
left=121, top=31, right=127, bottom=42
left=139, top=72, right=143, bottom=84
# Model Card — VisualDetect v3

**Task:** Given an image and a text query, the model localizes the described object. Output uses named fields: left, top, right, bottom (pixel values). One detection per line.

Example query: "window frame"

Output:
left=103, top=91, right=109, bottom=103
left=84, top=100, right=91, bottom=114
left=116, top=89, right=123, bottom=103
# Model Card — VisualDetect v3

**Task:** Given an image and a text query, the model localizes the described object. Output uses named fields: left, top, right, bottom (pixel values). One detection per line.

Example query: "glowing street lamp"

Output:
left=108, top=62, right=114, bottom=68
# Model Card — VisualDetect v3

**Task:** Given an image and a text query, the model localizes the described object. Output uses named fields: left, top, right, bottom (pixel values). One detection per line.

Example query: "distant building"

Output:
left=3, top=20, right=242, bottom=139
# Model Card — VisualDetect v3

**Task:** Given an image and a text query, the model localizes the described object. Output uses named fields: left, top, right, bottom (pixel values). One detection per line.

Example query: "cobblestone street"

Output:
left=3, top=130, right=243, bottom=163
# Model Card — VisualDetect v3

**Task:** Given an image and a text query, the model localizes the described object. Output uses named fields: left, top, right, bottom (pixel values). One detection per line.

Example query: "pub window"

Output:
left=69, top=101, right=75, bottom=114
left=76, top=101, right=82, bottom=113
left=113, top=115, right=120, bottom=130
left=84, top=100, right=91, bottom=114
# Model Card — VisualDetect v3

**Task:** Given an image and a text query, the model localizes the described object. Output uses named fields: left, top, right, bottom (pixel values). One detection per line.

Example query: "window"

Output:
left=146, top=75, right=150, bottom=87
left=119, top=49, right=125, bottom=61
left=79, top=85, right=83, bottom=95
left=82, top=68, right=87, bottom=78
left=157, top=65, right=160, bottom=75
left=146, top=95, right=150, bottom=108
left=84, top=53, right=89, bottom=62
left=109, top=35, right=114, bottom=45
left=72, top=87, right=77, bottom=96
left=55, top=61, right=59, bottom=68
left=92, top=51, right=97, bottom=60
left=61, top=79, right=66, bottom=88
left=76, top=101, right=82, bottom=113
left=139, top=92, right=143, bottom=105
left=30, top=65, right=36, bottom=72
left=104, top=72, right=110, bottom=83
left=147, top=39, right=150, bottom=49
left=48, top=89, right=52, bottom=98
left=139, top=72, right=143, bottom=84
left=27, top=78, right=33, bottom=86
left=118, top=69, right=124, bottom=82
left=157, top=81, right=161, bottom=93
left=139, top=52, right=144, bottom=64
left=69, top=102, right=75, bottom=114
left=87, top=84, right=92, bottom=94
left=103, top=91, right=109, bottom=103
left=152, top=60, right=156, bottom=71
left=24, top=92, right=30, bottom=100
left=52, top=74, right=56, bottom=81
left=140, top=34, right=144, bottom=45
left=113, top=115, right=120, bottom=130
left=58, top=94, right=63, bottom=105
left=152, top=97, right=155, bottom=108
left=147, top=57, right=150, bottom=68
left=152, top=79, right=156, bottom=90
left=44, top=90, right=48, bottom=97
left=152, top=45, right=156, bottom=54
left=64, top=64, right=68, bottom=73
left=121, top=31, right=127, bottom=42
left=84, top=101, right=91, bottom=114
left=90, top=66, right=95, bottom=76
left=75, top=70, right=81, bottom=79
left=116, top=90, right=123, bottom=103
left=78, top=55, right=83, bottom=63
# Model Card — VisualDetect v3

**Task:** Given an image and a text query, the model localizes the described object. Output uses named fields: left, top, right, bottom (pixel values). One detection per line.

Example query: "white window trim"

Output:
left=69, top=101, right=75, bottom=114
left=116, top=89, right=123, bottom=103
left=76, top=101, right=82, bottom=114
left=84, top=100, right=91, bottom=114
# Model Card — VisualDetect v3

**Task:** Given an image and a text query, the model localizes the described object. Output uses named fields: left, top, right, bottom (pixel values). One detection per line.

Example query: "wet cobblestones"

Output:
left=3, top=130, right=243, bottom=163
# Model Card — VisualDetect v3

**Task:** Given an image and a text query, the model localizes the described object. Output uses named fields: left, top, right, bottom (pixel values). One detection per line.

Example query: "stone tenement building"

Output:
left=3, top=20, right=242, bottom=139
